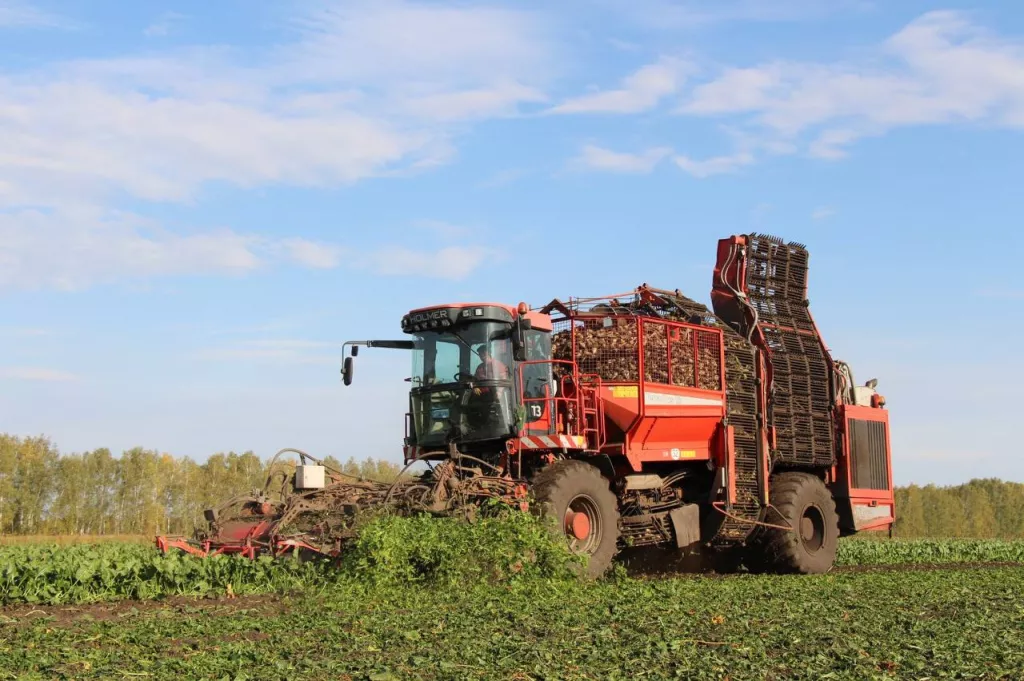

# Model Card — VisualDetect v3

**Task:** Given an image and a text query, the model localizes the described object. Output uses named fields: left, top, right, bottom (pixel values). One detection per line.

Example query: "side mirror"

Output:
left=342, top=356, right=354, bottom=386
left=512, top=319, right=528, bottom=362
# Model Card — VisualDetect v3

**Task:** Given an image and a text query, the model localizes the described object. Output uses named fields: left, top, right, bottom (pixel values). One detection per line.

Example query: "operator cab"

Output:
left=401, top=304, right=553, bottom=454
left=342, top=303, right=556, bottom=458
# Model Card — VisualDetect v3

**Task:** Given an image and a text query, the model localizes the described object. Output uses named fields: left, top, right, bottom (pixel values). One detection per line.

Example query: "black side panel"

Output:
left=849, top=419, right=890, bottom=491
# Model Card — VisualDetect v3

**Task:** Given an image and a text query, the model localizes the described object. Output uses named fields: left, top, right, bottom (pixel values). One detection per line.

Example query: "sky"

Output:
left=1, top=0, right=1023, bottom=486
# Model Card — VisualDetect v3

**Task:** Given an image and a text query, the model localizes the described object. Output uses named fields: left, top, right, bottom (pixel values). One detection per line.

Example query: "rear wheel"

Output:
left=755, top=472, right=839, bottom=574
left=532, top=460, right=620, bottom=578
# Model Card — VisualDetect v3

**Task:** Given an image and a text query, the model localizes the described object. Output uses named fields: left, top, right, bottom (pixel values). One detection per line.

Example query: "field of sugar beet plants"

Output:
left=2, top=516, right=1023, bottom=680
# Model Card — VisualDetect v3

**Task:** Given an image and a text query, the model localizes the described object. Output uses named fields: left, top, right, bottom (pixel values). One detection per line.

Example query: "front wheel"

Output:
left=755, top=472, right=840, bottom=574
left=532, top=460, right=620, bottom=578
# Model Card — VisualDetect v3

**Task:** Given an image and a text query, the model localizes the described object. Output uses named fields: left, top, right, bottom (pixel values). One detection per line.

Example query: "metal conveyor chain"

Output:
left=744, top=235, right=835, bottom=467
left=645, top=290, right=763, bottom=545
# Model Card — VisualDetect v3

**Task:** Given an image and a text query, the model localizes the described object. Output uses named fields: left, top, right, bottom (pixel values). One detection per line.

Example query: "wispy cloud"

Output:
left=571, top=144, right=672, bottom=173
left=0, top=366, right=78, bottom=381
left=673, top=151, right=754, bottom=178
left=413, top=219, right=474, bottom=240
left=552, top=58, right=688, bottom=114
left=976, top=288, right=1024, bottom=300
left=365, top=245, right=499, bottom=280
left=811, top=206, right=836, bottom=220
left=0, top=207, right=365, bottom=291
left=598, top=0, right=869, bottom=30
left=143, top=11, right=185, bottom=37
left=0, top=327, right=51, bottom=337
left=0, top=1, right=65, bottom=28
left=0, top=1, right=552, bottom=290
left=475, top=168, right=528, bottom=189
left=278, top=238, right=343, bottom=270
left=678, top=11, right=1024, bottom=160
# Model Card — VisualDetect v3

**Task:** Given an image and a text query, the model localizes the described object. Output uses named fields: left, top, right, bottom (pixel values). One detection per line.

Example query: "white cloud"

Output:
left=403, top=82, right=547, bottom=121
left=0, top=327, right=50, bottom=337
left=286, top=1, right=552, bottom=87
left=0, top=1, right=63, bottom=28
left=413, top=220, right=474, bottom=240
left=279, top=238, right=343, bottom=269
left=366, top=246, right=498, bottom=280
left=0, top=207, right=343, bottom=291
left=811, top=206, right=836, bottom=220
left=598, top=0, right=868, bottom=30
left=143, top=11, right=185, bottom=37
left=673, top=151, right=754, bottom=177
left=975, top=288, right=1024, bottom=300
left=0, top=76, right=427, bottom=205
left=553, top=58, right=688, bottom=114
left=476, top=168, right=528, bottom=188
left=572, top=144, right=672, bottom=173
left=0, top=367, right=78, bottom=381
left=0, top=1, right=550, bottom=290
left=679, top=12, right=1024, bottom=158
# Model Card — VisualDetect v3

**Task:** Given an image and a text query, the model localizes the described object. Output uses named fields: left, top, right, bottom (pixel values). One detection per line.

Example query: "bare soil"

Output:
left=0, top=593, right=288, bottom=628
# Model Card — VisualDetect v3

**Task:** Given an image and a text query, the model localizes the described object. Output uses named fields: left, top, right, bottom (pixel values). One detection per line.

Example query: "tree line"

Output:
left=0, top=434, right=402, bottom=537
left=1, top=434, right=1022, bottom=539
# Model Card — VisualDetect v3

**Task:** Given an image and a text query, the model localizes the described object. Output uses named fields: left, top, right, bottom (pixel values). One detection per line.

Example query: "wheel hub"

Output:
left=565, top=511, right=591, bottom=541
left=800, top=505, right=826, bottom=553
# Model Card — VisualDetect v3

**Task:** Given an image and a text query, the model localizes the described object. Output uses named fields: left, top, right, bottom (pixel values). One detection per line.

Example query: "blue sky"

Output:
left=1, top=0, right=1023, bottom=485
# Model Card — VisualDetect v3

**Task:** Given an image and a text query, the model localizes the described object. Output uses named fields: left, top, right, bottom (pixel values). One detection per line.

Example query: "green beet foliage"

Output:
left=0, top=510, right=584, bottom=605
left=4, top=513, right=1024, bottom=606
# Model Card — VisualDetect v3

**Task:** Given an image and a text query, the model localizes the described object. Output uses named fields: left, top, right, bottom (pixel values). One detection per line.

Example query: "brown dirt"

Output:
left=0, top=593, right=289, bottom=629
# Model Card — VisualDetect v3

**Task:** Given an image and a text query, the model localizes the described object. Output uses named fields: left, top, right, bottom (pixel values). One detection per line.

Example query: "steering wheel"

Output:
left=453, top=372, right=475, bottom=383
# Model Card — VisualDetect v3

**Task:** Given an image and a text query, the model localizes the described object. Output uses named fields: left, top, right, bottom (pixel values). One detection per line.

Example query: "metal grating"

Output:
left=744, top=235, right=836, bottom=468
left=849, top=419, right=890, bottom=491
left=643, top=321, right=670, bottom=384
left=696, top=329, right=723, bottom=391
left=634, top=290, right=761, bottom=544
left=552, top=317, right=639, bottom=382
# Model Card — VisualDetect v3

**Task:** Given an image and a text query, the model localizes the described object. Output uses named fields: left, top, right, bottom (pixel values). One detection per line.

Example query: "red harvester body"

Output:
left=158, top=233, right=894, bottom=575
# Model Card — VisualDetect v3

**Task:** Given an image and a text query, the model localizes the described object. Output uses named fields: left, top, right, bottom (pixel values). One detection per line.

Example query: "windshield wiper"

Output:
left=448, top=328, right=484, bottom=361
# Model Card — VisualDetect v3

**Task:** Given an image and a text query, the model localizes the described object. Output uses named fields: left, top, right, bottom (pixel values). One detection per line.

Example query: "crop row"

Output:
left=2, top=525, right=1024, bottom=606
left=835, top=538, right=1024, bottom=566
left=0, top=543, right=326, bottom=605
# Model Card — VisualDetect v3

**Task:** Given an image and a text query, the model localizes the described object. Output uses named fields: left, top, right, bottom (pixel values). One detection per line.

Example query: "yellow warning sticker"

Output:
left=610, top=386, right=639, bottom=398
left=681, top=450, right=697, bottom=459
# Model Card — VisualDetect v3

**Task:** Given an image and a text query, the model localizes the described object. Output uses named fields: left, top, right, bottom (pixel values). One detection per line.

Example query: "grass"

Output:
left=2, top=567, right=1022, bottom=679
left=2, top=519, right=1024, bottom=679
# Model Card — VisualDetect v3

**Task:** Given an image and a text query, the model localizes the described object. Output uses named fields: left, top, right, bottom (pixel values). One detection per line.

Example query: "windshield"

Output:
left=411, top=321, right=512, bottom=387
left=409, top=321, right=515, bottom=447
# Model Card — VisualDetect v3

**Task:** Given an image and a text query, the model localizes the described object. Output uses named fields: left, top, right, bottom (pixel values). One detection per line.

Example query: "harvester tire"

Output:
left=756, top=472, right=839, bottom=574
left=532, top=460, right=620, bottom=579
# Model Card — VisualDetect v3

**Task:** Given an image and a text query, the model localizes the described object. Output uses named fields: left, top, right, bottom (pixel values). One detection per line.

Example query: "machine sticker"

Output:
left=645, top=392, right=724, bottom=407
left=611, top=386, right=639, bottom=399
left=681, top=450, right=696, bottom=459
left=670, top=448, right=681, bottom=460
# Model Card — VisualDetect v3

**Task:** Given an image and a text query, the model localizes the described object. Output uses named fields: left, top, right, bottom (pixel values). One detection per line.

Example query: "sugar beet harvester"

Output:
left=157, top=234, right=895, bottom=576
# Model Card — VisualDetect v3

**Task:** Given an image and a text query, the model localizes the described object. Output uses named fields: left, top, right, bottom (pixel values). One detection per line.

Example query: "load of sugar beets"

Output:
left=158, top=233, right=895, bottom=577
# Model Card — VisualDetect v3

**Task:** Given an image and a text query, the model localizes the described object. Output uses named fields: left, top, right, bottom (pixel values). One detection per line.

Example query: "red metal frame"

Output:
left=516, top=359, right=588, bottom=441
left=550, top=307, right=728, bottom=471
left=836, top=404, right=896, bottom=531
